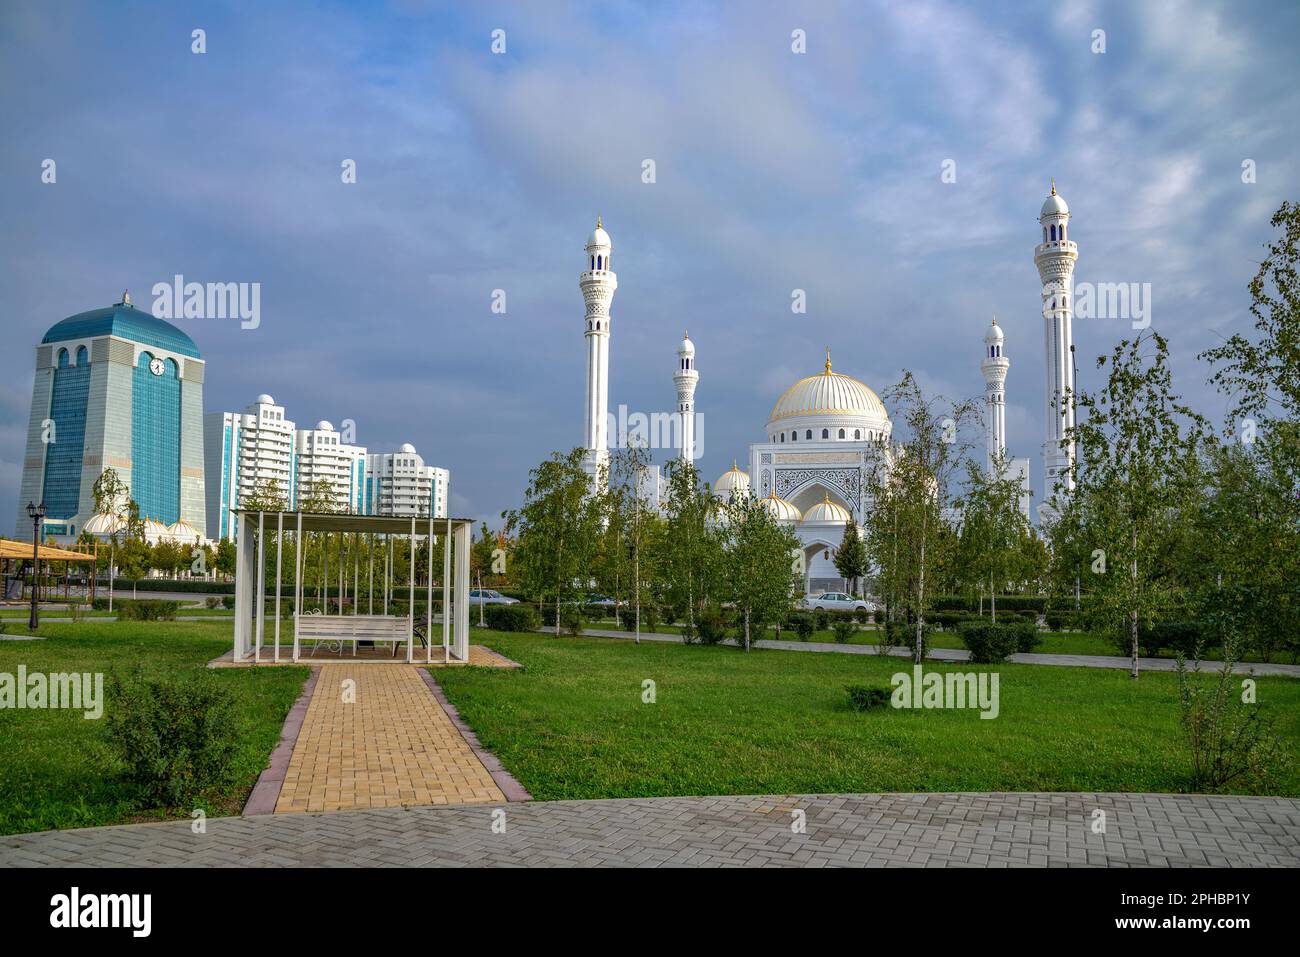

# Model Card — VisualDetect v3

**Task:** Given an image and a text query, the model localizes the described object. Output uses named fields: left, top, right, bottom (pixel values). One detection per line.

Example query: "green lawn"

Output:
left=439, top=630, right=1300, bottom=800
left=0, top=620, right=306, bottom=836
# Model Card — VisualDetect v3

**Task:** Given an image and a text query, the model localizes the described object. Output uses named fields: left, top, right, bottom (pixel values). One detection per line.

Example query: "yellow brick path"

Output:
left=274, top=664, right=505, bottom=813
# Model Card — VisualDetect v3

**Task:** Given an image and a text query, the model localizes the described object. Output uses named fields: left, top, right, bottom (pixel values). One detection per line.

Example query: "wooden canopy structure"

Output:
left=0, top=537, right=97, bottom=605
left=231, top=511, right=474, bottom=664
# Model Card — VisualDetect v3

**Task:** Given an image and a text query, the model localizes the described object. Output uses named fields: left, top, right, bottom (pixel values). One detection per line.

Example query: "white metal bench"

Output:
left=295, top=614, right=410, bottom=658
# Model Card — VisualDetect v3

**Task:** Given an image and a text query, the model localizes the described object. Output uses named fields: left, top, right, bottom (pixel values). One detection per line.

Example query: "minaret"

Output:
left=674, top=330, right=698, bottom=464
left=581, top=217, right=617, bottom=486
left=1035, top=181, right=1077, bottom=507
left=981, top=316, right=1008, bottom=473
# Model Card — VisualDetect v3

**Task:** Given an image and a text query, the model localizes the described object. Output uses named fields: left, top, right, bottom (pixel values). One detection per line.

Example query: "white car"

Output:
left=800, top=592, right=875, bottom=612
left=468, top=589, right=518, bottom=606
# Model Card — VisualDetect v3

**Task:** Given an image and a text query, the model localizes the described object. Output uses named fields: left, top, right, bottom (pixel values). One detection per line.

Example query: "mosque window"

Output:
left=838, top=428, right=845, bottom=439
left=780, top=433, right=785, bottom=442
left=1049, top=224, right=1056, bottom=241
left=791, top=431, right=797, bottom=441
left=597, top=255, right=603, bottom=270
left=855, top=429, right=861, bottom=439
left=805, top=430, right=812, bottom=439
left=822, top=429, right=829, bottom=439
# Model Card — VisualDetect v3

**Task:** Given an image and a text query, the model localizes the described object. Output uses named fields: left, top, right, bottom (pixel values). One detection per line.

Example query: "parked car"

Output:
left=799, top=592, right=875, bottom=613
left=468, top=589, right=518, bottom=606
left=583, top=593, right=624, bottom=610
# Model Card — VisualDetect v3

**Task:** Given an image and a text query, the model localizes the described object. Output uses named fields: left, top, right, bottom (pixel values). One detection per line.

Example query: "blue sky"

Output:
left=2, top=0, right=1297, bottom=534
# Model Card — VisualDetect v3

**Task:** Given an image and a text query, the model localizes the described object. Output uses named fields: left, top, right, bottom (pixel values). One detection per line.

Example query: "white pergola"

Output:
left=231, top=510, right=473, bottom=664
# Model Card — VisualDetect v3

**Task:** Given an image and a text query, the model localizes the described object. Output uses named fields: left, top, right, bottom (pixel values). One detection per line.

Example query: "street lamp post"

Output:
left=26, top=501, right=46, bottom=631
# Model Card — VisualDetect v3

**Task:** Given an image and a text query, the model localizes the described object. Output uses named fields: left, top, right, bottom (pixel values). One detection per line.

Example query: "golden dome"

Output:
left=767, top=354, right=888, bottom=424
left=802, top=493, right=852, bottom=524
left=714, top=459, right=751, bottom=496
left=762, top=491, right=802, bottom=522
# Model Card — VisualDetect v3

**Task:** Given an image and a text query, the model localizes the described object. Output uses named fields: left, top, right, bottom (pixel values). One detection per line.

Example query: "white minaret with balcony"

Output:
left=581, top=217, right=617, bottom=487
left=981, top=317, right=1008, bottom=473
left=674, top=330, right=698, bottom=464
left=1035, top=181, right=1078, bottom=512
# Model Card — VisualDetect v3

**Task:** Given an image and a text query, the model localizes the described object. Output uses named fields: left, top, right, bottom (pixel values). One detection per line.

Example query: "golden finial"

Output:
left=732, top=458, right=738, bottom=471
left=992, top=313, right=997, bottom=326
left=824, top=347, right=832, bottom=374
left=823, top=492, right=831, bottom=504
left=596, top=214, right=602, bottom=228
left=684, top=328, right=689, bottom=339
left=1050, top=178, right=1056, bottom=196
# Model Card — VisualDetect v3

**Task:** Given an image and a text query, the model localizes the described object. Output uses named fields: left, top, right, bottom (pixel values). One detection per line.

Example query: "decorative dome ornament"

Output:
left=714, top=460, right=751, bottom=498
left=766, top=356, right=890, bottom=428
left=762, top=491, right=802, bottom=523
left=801, top=493, right=852, bottom=524
left=83, top=511, right=125, bottom=536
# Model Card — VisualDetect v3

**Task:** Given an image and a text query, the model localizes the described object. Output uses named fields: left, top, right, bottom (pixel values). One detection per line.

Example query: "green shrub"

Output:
left=845, top=685, right=892, bottom=711
left=854, top=606, right=871, bottom=625
left=616, top=606, right=659, bottom=632
left=812, top=608, right=829, bottom=633
left=483, top=603, right=540, bottom=632
left=221, top=594, right=235, bottom=610
left=115, top=600, right=180, bottom=621
left=105, top=668, right=238, bottom=807
left=786, top=611, right=814, bottom=641
left=957, top=621, right=1034, bottom=663
left=205, top=596, right=222, bottom=609
left=560, top=604, right=584, bottom=636
left=697, top=606, right=729, bottom=645
left=1044, top=611, right=1068, bottom=632
left=832, top=619, right=855, bottom=644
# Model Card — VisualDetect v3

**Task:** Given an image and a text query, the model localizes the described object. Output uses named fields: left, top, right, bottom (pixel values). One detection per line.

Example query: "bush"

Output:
left=854, top=606, right=871, bottom=625
left=221, top=594, right=235, bottom=610
left=958, top=621, right=1008, bottom=663
left=931, top=611, right=972, bottom=630
left=483, top=603, right=541, bottom=632
left=845, top=685, right=892, bottom=711
left=812, top=608, right=829, bottom=633
left=560, top=604, right=584, bottom=636
left=832, top=618, right=855, bottom=644
left=115, top=600, right=180, bottom=621
left=1044, top=611, right=1068, bottom=632
left=105, top=668, right=238, bottom=807
left=1006, top=620, right=1041, bottom=653
left=697, top=606, right=729, bottom=645
left=787, top=611, right=815, bottom=642
left=205, top=596, right=222, bottom=609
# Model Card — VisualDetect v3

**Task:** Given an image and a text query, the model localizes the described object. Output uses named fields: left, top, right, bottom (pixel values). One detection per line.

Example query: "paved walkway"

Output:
left=272, top=664, right=505, bottom=813
left=2, top=792, right=1296, bottom=867
left=571, top=629, right=1300, bottom=677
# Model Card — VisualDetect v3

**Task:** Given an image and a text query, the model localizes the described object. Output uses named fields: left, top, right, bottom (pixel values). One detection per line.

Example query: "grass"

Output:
left=438, top=630, right=1300, bottom=801
left=0, top=620, right=306, bottom=836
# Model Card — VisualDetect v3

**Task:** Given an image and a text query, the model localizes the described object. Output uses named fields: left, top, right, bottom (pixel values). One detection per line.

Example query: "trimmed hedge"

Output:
left=483, top=603, right=541, bottom=632
left=958, top=620, right=1041, bottom=663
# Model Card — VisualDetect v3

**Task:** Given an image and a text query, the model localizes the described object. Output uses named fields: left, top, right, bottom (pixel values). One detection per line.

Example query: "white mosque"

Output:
left=577, top=185, right=1076, bottom=592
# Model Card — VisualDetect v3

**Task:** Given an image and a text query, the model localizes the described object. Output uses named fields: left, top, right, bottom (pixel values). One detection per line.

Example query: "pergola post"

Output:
left=274, top=511, right=283, bottom=663
left=255, top=511, right=265, bottom=664
left=426, top=514, right=434, bottom=664
left=234, top=512, right=255, bottom=660
left=293, top=511, right=303, bottom=662
left=442, top=517, right=451, bottom=663
left=406, top=515, right=415, bottom=664
left=454, top=520, right=470, bottom=661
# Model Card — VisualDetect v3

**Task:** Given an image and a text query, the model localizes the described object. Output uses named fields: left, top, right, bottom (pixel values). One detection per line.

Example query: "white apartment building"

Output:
left=366, top=443, right=448, bottom=518
left=295, top=420, right=368, bottom=514
left=204, top=394, right=296, bottom=541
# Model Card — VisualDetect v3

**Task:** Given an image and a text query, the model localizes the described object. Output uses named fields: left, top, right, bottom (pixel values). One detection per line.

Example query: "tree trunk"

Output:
left=914, top=533, right=927, bottom=664
left=633, top=543, right=641, bottom=645
left=744, top=606, right=751, bottom=652
left=990, top=572, right=996, bottom=623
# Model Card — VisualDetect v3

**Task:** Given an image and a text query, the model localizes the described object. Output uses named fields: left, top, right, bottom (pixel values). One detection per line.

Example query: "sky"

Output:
left=1, top=0, right=1297, bottom=535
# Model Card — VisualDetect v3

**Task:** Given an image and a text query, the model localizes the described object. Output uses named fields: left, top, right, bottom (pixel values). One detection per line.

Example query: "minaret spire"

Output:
left=1035, top=181, right=1078, bottom=518
left=581, top=217, right=617, bottom=488
left=674, top=330, right=699, bottom=464
left=981, top=314, right=1009, bottom=474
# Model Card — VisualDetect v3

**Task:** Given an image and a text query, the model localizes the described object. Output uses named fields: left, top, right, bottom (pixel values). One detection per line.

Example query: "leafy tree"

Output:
left=719, top=492, right=801, bottom=651
left=508, top=449, right=604, bottom=636
left=215, top=538, right=237, bottom=579
left=242, top=475, right=288, bottom=512
left=1065, top=332, right=1206, bottom=678
left=91, top=467, right=129, bottom=517
left=863, top=371, right=978, bottom=662
left=657, top=461, right=723, bottom=637
left=955, top=451, right=1033, bottom=621
left=601, top=441, right=660, bottom=642
left=295, top=478, right=337, bottom=514
left=833, top=520, right=868, bottom=596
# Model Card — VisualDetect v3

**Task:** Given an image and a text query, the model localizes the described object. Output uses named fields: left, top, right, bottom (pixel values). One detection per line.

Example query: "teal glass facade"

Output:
left=41, top=346, right=91, bottom=519
left=131, top=353, right=182, bottom=523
